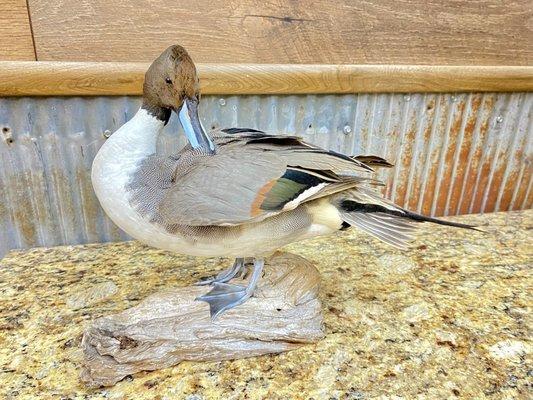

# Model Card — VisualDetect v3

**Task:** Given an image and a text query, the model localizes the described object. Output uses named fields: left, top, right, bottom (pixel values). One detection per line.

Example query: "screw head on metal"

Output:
left=1, top=126, right=13, bottom=144
left=218, top=98, right=226, bottom=106
left=343, top=125, right=352, bottom=135
left=496, top=116, right=504, bottom=123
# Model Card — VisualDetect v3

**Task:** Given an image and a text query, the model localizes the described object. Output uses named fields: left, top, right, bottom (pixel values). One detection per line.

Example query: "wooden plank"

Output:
left=0, top=62, right=532, bottom=96
left=0, top=0, right=36, bottom=60
left=28, top=0, right=532, bottom=65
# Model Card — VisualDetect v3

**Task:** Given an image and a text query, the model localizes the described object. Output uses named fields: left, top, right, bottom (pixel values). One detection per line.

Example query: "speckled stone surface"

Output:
left=0, top=211, right=531, bottom=400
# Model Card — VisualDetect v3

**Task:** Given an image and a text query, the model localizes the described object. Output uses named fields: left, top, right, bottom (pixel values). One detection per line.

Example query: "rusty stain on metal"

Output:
left=457, top=95, right=493, bottom=215
left=421, top=94, right=450, bottom=216
left=446, top=94, right=480, bottom=215
left=469, top=95, right=498, bottom=214
left=434, top=97, right=467, bottom=216
left=0, top=93, right=531, bottom=257
left=406, top=95, right=437, bottom=212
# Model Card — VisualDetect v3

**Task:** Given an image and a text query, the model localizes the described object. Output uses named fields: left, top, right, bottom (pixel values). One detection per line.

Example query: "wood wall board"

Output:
left=0, top=62, right=532, bottom=97
left=28, top=0, right=533, bottom=65
left=0, top=0, right=36, bottom=61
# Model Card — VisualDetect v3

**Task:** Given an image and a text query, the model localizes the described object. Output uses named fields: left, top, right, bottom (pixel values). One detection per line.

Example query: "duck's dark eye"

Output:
left=165, top=78, right=173, bottom=84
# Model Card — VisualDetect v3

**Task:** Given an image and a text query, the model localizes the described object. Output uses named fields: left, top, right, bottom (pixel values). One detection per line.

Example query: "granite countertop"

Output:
left=0, top=210, right=531, bottom=399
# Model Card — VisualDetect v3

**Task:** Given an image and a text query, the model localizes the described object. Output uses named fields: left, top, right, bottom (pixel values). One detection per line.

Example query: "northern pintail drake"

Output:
left=91, top=45, right=476, bottom=318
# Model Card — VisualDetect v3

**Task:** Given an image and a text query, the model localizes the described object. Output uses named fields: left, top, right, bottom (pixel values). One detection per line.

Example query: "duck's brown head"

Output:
left=142, top=45, right=215, bottom=153
left=142, top=45, right=200, bottom=123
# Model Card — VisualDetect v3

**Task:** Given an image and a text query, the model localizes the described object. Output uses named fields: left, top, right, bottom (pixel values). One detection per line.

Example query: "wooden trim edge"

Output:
left=0, top=62, right=532, bottom=96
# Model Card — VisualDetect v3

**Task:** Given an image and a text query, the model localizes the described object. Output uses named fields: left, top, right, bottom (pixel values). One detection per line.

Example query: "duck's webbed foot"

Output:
left=196, top=258, right=264, bottom=319
left=195, top=258, right=247, bottom=286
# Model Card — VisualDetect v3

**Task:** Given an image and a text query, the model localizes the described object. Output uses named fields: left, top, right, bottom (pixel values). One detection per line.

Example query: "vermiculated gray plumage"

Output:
left=126, top=128, right=475, bottom=251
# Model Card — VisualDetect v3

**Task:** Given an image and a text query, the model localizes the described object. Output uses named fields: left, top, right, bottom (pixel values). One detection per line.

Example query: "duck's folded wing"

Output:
left=219, top=131, right=374, bottom=176
left=157, top=148, right=369, bottom=227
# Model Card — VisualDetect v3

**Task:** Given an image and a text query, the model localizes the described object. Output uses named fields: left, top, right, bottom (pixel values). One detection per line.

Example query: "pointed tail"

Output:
left=336, top=192, right=479, bottom=249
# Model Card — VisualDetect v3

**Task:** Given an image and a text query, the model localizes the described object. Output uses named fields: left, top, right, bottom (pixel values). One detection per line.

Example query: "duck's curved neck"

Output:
left=91, top=106, right=166, bottom=198
left=91, top=107, right=166, bottom=214
left=105, top=107, right=165, bottom=158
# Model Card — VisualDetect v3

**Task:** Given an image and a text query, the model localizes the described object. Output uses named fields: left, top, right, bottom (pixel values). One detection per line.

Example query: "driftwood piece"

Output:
left=81, top=252, right=324, bottom=387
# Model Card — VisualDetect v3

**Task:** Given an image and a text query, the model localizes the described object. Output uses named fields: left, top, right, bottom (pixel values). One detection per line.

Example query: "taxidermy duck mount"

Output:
left=84, top=45, right=477, bottom=386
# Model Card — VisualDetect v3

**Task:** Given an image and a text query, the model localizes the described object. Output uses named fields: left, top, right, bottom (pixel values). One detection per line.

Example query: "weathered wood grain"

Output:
left=28, top=0, right=533, bottom=65
left=0, top=62, right=532, bottom=96
left=0, top=0, right=36, bottom=61
left=81, top=252, right=323, bottom=387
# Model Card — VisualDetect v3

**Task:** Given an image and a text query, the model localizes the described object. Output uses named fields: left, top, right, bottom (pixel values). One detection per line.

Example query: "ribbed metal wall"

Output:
left=0, top=93, right=531, bottom=257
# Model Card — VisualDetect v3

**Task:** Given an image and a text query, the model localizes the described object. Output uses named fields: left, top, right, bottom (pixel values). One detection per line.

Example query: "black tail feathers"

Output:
left=339, top=200, right=479, bottom=231
left=397, top=208, right=481, bottom=231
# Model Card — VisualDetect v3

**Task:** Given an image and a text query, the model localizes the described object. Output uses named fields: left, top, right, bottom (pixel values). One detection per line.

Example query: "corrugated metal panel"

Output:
left=0, top=93, right=531, bottom=257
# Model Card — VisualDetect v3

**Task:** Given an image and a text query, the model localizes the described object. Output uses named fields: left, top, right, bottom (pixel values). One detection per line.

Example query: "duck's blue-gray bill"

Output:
left=178, top=98, right=216, bottom=153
